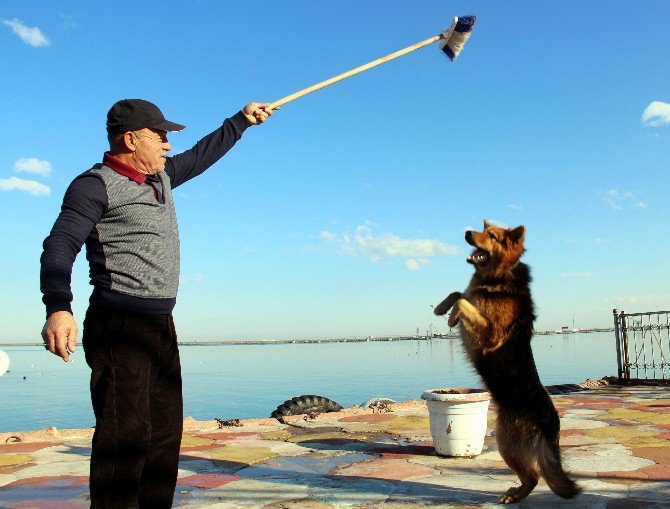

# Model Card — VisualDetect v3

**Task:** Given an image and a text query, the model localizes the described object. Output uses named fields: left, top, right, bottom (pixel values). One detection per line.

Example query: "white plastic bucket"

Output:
left=0, top=350, right=9, bottom=377
left=421, top=388, right=491, bottom=457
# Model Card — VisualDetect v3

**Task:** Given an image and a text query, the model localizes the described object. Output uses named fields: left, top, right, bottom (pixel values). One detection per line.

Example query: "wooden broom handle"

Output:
left=269, top=34, right=442, bottom=109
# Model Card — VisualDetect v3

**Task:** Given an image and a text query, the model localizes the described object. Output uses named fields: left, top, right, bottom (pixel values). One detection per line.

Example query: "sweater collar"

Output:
left=103, top=152, right=147, bottom=184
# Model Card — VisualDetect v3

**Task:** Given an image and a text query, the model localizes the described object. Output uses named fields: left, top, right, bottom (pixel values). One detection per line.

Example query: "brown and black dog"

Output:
left=434, top=221, right=580, bottom=504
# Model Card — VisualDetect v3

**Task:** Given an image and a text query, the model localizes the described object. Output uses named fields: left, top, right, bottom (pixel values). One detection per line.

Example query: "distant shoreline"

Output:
left=0, top=328, right=614, bottom=348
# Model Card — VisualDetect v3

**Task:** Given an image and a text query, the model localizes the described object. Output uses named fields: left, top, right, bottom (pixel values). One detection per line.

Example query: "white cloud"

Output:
left=2, top=18, right=50, bottom=47
left=463, top=219, right=508, bottom=232
left=485, top=219, right=508, bottom=228
left=59, top=13, right=77, bottom=30
left=321, top=222, right=458, bottom=270
left=593, top=238, right=610, bottom=245
left=406, top=258, right=431, bottom=271
left=605, top=294, right=670, bottom=307
left=635, top=202, right=648, bottom=209
left=559, top=272, right=596, bottom=278
left=507, top=204, right=523, bottom=210
left=642, top=101, right=670, bottom=127
left=565, top=238, right=577, bottom=245
left=13, top=157, right=52, bottom=178
left=179, top=273, right=204, bottom=285
left=601, top=188, right=641, bottom=210
left=406, top=259, right=421, bottom=271
left=0, top=176, right=50, bottom=196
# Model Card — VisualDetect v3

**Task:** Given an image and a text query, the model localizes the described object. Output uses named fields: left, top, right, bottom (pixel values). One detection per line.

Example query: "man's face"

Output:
left=133, top=128, right=171, bottom=174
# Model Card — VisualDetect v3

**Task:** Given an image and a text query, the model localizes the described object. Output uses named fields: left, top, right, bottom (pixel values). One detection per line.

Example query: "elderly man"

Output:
left=40, top=99, right=274, bottom=508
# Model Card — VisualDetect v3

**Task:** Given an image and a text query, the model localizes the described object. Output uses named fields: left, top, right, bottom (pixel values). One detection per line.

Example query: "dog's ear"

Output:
left=483, top=219, right=494, bottom=231
left=509, top=225, right=525, bottom=244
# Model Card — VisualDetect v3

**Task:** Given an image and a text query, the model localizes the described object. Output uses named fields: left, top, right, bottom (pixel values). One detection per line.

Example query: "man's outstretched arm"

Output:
left=166, top=102, right=276, bottom=188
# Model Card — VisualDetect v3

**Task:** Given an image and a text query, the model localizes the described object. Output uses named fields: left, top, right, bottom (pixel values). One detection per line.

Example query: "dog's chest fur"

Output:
left=458, top=263, right=542, bottom=408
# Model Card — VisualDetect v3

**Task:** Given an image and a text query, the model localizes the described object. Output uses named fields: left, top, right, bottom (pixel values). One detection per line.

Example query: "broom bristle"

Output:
left=440, top=15, right=477, bottom=61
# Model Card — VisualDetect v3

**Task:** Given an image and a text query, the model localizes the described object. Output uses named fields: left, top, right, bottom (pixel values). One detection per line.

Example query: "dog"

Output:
left=434, top=221, right=580, bottom=504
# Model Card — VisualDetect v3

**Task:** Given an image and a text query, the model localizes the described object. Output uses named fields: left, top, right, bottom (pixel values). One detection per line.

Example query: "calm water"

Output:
left=0, top=332, right=617, bottom=432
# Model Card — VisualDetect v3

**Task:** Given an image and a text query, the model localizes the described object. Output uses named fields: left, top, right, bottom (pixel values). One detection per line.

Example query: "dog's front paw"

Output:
left=434, top=292, right=462, bottom=316
left=448, top=304, right=461, bottom=327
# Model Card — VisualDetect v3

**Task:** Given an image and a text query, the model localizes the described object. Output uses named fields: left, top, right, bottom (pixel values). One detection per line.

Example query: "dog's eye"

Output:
left=488, top=232, right=496, bottom=240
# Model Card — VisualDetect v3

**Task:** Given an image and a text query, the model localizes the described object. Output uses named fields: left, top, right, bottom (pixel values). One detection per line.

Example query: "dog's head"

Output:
left=465, top=220, right=525, bottom=277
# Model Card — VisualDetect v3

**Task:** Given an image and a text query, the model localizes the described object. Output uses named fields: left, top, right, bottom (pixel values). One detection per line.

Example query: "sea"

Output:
left=0, top=332, right=617, bottom=432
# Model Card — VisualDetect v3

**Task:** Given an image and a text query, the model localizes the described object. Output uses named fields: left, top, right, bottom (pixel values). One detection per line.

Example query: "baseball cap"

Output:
left=106, top=99, right=186, bottom=135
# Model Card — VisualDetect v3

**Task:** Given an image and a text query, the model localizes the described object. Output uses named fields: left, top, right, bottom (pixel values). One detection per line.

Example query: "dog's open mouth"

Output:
left=467, top=248, right=490, bottom=265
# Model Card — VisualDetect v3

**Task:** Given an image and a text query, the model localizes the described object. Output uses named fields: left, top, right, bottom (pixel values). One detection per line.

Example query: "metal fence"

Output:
left=613, top=309, right=670, bottom=379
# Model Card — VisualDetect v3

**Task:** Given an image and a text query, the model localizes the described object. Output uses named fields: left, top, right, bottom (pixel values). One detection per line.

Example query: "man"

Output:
left=40, top=98, right=274, bottom=508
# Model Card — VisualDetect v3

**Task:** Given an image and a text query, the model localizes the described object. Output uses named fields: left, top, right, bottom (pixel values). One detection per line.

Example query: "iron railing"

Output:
left=613, top=309, right=670, bottom=379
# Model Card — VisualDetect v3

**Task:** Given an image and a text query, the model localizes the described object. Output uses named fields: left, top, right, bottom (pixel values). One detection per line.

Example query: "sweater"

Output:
left=40, top=111, right=251, bottom=316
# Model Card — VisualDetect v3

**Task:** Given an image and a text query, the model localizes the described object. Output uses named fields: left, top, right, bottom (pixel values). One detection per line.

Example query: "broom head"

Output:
left=440, top=15, right=477, bottom=61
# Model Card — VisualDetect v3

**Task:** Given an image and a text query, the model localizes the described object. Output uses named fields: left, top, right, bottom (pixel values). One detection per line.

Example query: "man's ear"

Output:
left=123, top=131, right=137, bottom=152
left=509, top=225, right=525, bottom=244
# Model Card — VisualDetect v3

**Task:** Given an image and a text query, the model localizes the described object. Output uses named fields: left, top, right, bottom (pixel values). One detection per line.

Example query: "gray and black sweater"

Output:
left=40, top=111, right=251, bottom=317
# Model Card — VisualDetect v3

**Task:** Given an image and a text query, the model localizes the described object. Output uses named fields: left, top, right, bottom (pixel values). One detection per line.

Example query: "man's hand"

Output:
left=242, top=102, right=277, bottom=125
left=42, top=311, right=78, bottom=362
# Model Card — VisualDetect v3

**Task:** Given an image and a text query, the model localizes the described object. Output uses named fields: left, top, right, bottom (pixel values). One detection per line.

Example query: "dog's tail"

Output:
left=538, top=434, right=581, bottom=499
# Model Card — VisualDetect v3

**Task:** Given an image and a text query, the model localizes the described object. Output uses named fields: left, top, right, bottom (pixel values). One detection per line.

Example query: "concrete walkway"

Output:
left=1, top=384, right=669, bottom=508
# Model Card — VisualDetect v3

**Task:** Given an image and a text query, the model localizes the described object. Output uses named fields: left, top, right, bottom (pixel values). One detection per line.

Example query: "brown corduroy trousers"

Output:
left=82, top=307, right=183, bottom=509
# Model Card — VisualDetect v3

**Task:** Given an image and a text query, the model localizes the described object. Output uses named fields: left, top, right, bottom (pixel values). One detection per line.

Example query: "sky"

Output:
left=1, top=1, right=669, bottom=341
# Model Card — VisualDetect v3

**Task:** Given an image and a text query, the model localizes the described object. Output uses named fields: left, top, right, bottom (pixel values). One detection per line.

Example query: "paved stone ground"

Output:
left=1, top=385, right=669, bottom=508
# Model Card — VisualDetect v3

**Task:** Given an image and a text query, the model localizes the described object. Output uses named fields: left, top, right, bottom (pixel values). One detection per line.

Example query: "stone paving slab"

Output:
left=1, top=385, right=669, bottom=508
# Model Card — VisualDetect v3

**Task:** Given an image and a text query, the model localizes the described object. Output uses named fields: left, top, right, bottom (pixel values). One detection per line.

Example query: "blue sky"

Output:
left=1, top=1, right=668, bottom=341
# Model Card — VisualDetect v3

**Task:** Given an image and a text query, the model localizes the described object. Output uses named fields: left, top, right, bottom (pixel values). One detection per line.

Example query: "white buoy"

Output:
left=0, top=350, right=10, bottom=377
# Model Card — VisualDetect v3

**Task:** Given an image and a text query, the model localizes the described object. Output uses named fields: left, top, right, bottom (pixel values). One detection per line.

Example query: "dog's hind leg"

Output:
left=497, top=447, right=539, bottom=503
left=496, top=414, right=540, bottom=504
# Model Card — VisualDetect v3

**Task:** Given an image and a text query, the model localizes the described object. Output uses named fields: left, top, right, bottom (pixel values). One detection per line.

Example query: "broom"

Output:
left=268, top=15, right=477, bottom=110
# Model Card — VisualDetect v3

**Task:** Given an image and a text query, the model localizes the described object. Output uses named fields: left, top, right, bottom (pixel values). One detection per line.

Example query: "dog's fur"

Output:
left=434, top=221, right=580, bottom=504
